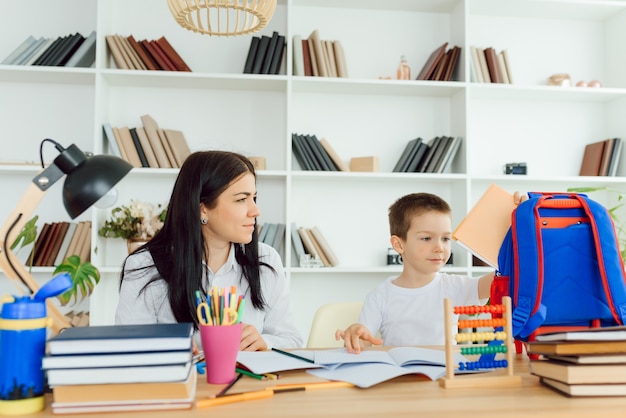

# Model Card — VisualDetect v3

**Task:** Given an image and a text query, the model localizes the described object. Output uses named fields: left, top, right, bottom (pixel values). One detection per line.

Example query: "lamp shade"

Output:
left=62, top=154, right=132, bottom=219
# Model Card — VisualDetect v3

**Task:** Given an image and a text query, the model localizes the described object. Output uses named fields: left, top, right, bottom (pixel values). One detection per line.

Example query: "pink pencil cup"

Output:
left=199, top=323, right=242, bottom=384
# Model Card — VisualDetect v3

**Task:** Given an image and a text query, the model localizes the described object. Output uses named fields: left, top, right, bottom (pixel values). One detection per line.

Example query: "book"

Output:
left=324, top=40, right=338, bottom=77
left=483, top=47, right=503, bottom=83
left=535, top=325, right=626, bottom=342
left=305, top=134, right=336, bottom=171
left=579, top=139, right=607, bottom=176
left=237, top=347, right=468, bottom=389
left=44, top=221, right=70, bottom=266
left=63, top=221, right=86, bottom=259
left=540, top=376, right=626, bottom=397
left=47, top=323, right=194, bottom=355
left=262, top=222, right=278, bottom=245
left=111, top=126, right=130, bottom=162
left=477, top=47, right=491, bottom=83
left=405, top=141, right=429, bottom=173
left=54, top=32, right=86, bottom=66
left=156, top=36, right=191, bottom=71
left=298, top=227, right=320, bottom=260
left=36, top=35, right=68, bottom=66
left=23, top=38, right=55, bottom=66
left=305, top=228, right=331, bottom=266
left=452, top=183, right=516, bottom=268
left=299, top=134, right=324, bottom=170
left=302, top=38, right=313, bottom=76
left=251, top=35, right=270, bottom=74
left=105, top=34, right=129, bottom=69
left=129, top=127, right=150, bottom=167
left=290, top=222, right=306, bottom=267
left=46, top=361, right=193, bottom=386
left=77, top=221, right=92, bottom=262
left=293, top=133, right=319, bottom=170
left=497, top=51, right=510, bottom=84
left=157, top=128, right=178, bottom=167
left=530, top=359, right=626, bottom=384
left=51, top=366, right=196, bottom=405
left=27, top=222, right=51, bottom=266
left=43, top=349, right=192, bottom=370
left=309, top=29, right=328, bottom=77
left=416, top=42, right=448, bottom=80
left=333, top=40, right=348, bottom=78
left=141, top=114, right=171, bottom=168
left=243, top=36, right=260, bottom=74
left=140, top=39, right=166, bottom=70
left=392, top=138, right=420, bottom=172
left=309, top=226, right=339, bottom=266
left=1, top=35, right=36, bottom=64
left=444, top=46, right=461, bottom=81
left=12, top=36, right=46, bottom=65
left=608, top=137, right=623, bottom=176
left=117, top=35, right=144, bottom=69
left=272, top=222, right=286, bottom=257
left=65, top=30, right=96, bottom=68
left=51, top=399, right=193, bottom=415
left=261, top=31, right=279, bottom=75
left=53, top=222, right=77, bottom=266
left=36, top=222, right=61, bottom=267
left=527, top=340, right=626, bottom=356
left=470, top=46, right=485, bottom=83
left=545, top=353, right=626, bottom=365
left=117, top=126, right=143, bottom=167
left=599, top=137, right=616, bottom=176
left=269, top=35, right=285, bottom=75
left=163, top=129, right=191, bottom=167
left=417, top=136, right=442, bottom=173
left=135, top=126, right=159, bottom=168
left=437, top=136, right=462, bottom=173
left=292, top=35, right=304, bottom=76
left=319, top=138, right=349, bottom=171
left=430, top=48, right=449, bottom=81
left=127, top=34, right=157, bottom=71
left=502, top=49, right=514, bottom=83
left=148, top=40, right=177, bottom=71
left=429, top=136, right=455, bottom=173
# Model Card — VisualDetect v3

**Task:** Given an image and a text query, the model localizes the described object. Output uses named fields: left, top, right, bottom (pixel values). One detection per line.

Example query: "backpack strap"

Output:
left=512, top=192, right=626, bottom=338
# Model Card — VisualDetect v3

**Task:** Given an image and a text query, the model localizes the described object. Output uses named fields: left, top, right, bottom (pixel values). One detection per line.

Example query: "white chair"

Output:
left=306, top=301, right=363, bottom=348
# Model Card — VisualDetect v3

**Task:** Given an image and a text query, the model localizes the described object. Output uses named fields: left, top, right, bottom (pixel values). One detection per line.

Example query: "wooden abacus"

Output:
left=439, top=296, right=522, bottom=388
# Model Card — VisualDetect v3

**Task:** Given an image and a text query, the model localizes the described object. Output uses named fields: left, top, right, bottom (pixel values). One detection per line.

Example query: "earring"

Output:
left=201, top=217, right=208, bottom=225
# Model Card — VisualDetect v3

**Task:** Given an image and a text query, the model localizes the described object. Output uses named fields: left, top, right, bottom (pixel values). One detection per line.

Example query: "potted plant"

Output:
left=98, top=199, right=167, bottom=253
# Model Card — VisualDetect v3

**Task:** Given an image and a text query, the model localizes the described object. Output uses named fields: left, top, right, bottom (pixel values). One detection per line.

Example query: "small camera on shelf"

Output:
left=387, top=248, right=403, bottom=265
left=504, top=162, right=527, bottom=175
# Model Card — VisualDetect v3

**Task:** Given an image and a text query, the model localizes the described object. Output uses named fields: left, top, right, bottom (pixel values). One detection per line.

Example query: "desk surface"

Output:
left=34, top=352, right=626, bottom=418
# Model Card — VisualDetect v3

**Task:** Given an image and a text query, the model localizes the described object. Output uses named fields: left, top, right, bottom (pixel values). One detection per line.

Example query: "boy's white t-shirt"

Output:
left=358, top=272, right=485, bottom=346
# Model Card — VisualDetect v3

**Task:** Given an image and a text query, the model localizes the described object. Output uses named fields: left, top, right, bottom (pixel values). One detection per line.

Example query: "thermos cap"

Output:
left=1, top=297, right=46, bottom=319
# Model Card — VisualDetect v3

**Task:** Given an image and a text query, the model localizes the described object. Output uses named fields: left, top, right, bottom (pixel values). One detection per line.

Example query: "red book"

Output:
left=149, top=40, right=177, bottom=71
left=416, top=42, right=448, bottom=80
left=155, top=36, right=191, bottom=72
left=127, top=35, right=158, bottom=71
left=302, top=39, right=313, bottom=77
left=140, top=40, right=166, bottom=71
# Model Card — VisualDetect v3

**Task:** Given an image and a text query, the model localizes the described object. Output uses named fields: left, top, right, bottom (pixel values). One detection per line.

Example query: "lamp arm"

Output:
left=0, top=181, right=72, bottom=334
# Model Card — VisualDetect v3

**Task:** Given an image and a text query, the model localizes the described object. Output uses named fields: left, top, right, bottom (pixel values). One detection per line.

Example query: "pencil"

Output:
left=271, top=381, right=355, bottom=391
left=216, top=373, right=243, bottom=397
left=197, top=390, right=273, bottom=409
left=236, top=367, right=264, bottom=380
left=271, top=347, right=315, bottom=364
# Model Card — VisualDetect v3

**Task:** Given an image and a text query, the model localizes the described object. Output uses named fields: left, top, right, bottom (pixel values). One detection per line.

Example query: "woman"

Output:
left=115, top=151, right=303, bottom=351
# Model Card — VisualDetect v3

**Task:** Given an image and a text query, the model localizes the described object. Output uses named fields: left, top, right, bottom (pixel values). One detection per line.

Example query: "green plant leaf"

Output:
left=54, top=255, right=101, bottom=306
left=10, top=215, right=38, bottom=251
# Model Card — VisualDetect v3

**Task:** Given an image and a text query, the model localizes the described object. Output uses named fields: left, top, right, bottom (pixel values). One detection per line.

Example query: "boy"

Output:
left=335, top=192, right=524, bottom=353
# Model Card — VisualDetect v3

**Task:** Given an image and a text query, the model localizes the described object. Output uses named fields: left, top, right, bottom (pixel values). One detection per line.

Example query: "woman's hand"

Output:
left=239, top=323, right=268, bottom=351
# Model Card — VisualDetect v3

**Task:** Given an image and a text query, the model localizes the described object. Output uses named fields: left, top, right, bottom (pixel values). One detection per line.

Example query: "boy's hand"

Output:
left=513, top=191, right=528, bottom=205
left=335, top=324, right=383, bottom=354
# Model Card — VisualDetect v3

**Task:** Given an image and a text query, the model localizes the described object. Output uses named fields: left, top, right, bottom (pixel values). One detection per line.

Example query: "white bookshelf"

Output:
left=2, top=0, right=626, bottom=344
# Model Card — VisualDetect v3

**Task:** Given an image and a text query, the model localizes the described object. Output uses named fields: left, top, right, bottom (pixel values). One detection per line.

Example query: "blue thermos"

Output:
left=0, top=273, right=72, bottom=415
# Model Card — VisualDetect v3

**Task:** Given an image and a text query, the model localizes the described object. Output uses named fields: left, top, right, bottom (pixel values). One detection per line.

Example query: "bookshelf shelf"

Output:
left=2, top=0, right=626, bottom=341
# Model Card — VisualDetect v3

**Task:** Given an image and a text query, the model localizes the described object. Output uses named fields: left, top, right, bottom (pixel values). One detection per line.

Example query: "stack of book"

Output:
left=257, top=222, right=286, bottom=260
left=579, top=137, right=622, bottom=176
left=27, top=221, right=91, bottom=267
left=392, top=136, right=462, bottom=173
left=527, top=326, right=626, bottom=397
left=43, top=323, right=196, bottom=414
left=103, top=114, right=191, bottom=169
left=292, top=30, right=348, bottom=78
left=0, top=31, right=96, bottom=68
left=105, top=34, right=191, bottom=71
left=292, top=133, right=349, bottom=171
left=415, top=42, right=462, bottom=82
left=243, top=31, right=286, bottom=75
left=291, top=223, right=339, bottom=267
left=469, top=46, right=513, bottom=84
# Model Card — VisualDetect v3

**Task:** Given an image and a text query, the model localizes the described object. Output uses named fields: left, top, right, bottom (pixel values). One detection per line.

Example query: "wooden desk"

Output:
left=34, top=353, right=626, bottom=418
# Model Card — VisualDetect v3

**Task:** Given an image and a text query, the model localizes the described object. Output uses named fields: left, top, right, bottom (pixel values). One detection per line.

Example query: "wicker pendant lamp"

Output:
left=167, top=0, right=277, bottom=37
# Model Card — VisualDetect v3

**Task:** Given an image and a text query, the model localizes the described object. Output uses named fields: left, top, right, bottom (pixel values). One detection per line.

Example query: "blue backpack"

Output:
left=492, top=192, right=626, bottom=341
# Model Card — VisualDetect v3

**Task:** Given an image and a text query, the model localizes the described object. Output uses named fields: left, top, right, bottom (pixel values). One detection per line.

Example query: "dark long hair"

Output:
left=120, top=151, right=271, bottom=327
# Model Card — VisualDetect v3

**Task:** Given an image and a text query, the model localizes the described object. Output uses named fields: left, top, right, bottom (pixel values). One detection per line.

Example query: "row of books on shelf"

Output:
left=27, top=221, right=91, bottom=267
left=105, top=34, right=191, bottom=72
left=1, top=31, right=96, bottom=68
left=291, top=223, right=339, bottom=268
left=469, top=46, right=514, bottom=84
left=393, top=136, right=462, bottom=174
left=44, top=323, right=195, bottom=414
left=292, top=133, right=349, bottom=171
left=527, top=326, right=626, bottom=397
left=415, top=42, right=462, bottom=82
left=579, top=137, right=622, bottom=177
left=243, top=31, right=286, bottom=75
left=292, top=29, right=348, bottom=78
left=103, top=115, right=191, bottom=169
left=257, top=222, right=286, bottom=261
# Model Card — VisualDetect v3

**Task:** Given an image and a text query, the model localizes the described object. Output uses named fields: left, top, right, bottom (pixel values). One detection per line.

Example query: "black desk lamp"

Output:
left=0, top=139, right=132, bottom=332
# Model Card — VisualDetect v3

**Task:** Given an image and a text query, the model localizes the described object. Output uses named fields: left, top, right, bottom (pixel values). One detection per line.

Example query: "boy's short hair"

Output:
left=389, top=193, right=451, bottom=239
